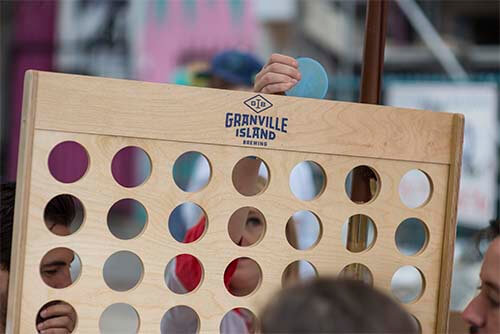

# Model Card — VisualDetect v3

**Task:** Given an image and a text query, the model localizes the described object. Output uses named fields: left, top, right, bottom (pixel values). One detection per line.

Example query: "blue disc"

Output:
left=286, top=57, right=328, bottom=99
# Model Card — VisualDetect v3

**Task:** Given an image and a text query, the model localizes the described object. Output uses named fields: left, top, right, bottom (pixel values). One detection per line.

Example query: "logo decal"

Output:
left=224, top=95, right=288, bottom=147
left=243, top=94, right=273, bottom=114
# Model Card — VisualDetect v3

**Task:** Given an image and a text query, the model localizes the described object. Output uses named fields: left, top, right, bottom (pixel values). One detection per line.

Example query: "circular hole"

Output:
left=391, top=266, right=425, bottom=303
left=286, top=211, right=322, bottom=250
left=164, top=254, right=203, bottom=294
left=341, top=214, right=377, bottom=253
left=395, top=218, right=429, bottom=256
left=48, top=141, right=89, bottom=183
left=228, top=207, right=266, bottom=247
left=36, top=300, right=77, bottom=333
left=107, top=199, right=147, bottom=240
left=289, top=161, right=326, bottom=201
left=168, top=202, right=207, bottom=243
left=224, top=257, right=262, bottom=297
left=111, top=146, right=151, bottom=188
left=282, top=260, right=318, bottom=288
left=44, top=194, right=84, bottom=236
left=160, top=305, right=199, bottom=334
left=99, top=303, right=139, bottom=334
left=220, top=308, right=258, bottom=334
left=399, top=169, right=432, bottom=208
left=345, top=165, right=380, bottom=204
left=232, top=156, right=269, bottom=196
left=40, top=248, right=81, bottom=289
left=103, top=251, right=143, bottom=292
left=339, top=263, right=373, bottom=286
left=173, top=151, right=211, bottom=192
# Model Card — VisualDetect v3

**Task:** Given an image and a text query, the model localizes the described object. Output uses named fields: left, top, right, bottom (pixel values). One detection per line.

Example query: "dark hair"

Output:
left=0, top=183, right=75, bottom=270
left=0, top=183, right=16, bottom=270
left=476, top=219, right=500, bottom=257
left=481, top=219, right=499, bottom=241
left=260, top=278, right=418, bottom=333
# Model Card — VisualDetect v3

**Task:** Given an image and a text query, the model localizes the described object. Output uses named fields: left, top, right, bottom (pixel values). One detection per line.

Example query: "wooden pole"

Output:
left=347, top=0, right=388, bottom=252
left=360, top=0, right=388, bottom=104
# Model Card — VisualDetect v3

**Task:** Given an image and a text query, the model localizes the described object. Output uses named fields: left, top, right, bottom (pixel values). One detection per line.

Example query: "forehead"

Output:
left=41, top=248, right=74, bottom=265
left=480, top=238, right=500, bottom=284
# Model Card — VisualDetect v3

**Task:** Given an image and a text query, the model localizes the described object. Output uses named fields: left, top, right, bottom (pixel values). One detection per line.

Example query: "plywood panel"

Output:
left=34, top=71, right=455, bottom=164
left=8, top=70, right=463, bottom=333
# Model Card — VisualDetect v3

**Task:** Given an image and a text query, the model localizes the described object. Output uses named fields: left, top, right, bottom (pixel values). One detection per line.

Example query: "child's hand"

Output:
left=37, top=301, right=76, bottom=334
left=254, top=53, right=301, bottom=94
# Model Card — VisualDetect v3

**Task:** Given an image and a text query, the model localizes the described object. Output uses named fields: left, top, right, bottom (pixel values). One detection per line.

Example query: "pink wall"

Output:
left=6, top=1, right=56, bottom=181
left=138, top=0, right=256, bottom=83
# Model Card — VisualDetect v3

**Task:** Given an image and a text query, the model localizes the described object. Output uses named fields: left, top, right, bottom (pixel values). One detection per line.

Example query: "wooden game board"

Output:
left=8, top=70, right=463, bottom=333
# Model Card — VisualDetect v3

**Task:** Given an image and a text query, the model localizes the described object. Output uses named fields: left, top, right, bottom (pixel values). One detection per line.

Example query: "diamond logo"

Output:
left=243, top=94, right=273, bottom=114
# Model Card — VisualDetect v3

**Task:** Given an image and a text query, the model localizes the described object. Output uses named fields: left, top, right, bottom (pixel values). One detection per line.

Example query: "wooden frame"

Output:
left=8, top=70, right=463, bottom=333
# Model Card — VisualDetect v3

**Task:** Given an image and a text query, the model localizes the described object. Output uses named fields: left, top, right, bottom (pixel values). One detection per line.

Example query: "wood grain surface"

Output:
left=8, top=71, right=464, bottom=333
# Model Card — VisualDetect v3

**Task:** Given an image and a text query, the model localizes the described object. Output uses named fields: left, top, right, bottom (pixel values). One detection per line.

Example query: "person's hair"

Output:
left=476, top=219, right=500, bottom=257
left=0, top=182, right=75, bottom=270
left=480, top=219, right=499, bottom=241
left=260, top=278, right=418, bottom=333
left=0, top=183, right=16, bottom=270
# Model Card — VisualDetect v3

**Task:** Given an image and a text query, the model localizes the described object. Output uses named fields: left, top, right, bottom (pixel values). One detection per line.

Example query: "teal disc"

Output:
left=286, top=57, right=328, bottom=99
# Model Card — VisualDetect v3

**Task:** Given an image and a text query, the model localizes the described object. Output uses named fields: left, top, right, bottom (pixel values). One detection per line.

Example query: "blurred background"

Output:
left=1, top=0, right=498, bottom=331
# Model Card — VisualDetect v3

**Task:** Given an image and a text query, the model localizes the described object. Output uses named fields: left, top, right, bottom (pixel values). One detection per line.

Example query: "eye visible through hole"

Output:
left=40, top=248, right=81, bottom=289
left=228, top=207, right=266, bottom=247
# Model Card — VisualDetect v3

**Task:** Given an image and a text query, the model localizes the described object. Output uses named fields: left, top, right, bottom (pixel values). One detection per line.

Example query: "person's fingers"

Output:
left=37, top=315, right=73, bottom=332
left=268, top=62, right=301, bottom=80
left=261, top=81, right=297, bottom=95
left=40, top=303, right=75, bottom=323
left=255, top=62, right=301, bottom=85
left=266, top=53, right=298, bottom=68
left=39, top=329, right=70, bottom=334
left=254, top=72, right=297, bottom=93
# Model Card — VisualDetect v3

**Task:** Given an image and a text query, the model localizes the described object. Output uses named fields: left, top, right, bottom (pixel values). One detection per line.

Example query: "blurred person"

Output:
left=260, top=278, right=418, bottom=333
left=197, top=49, right=263, bottom=91
left=462, top=219, right=500, bottom=334
left=0, top=182, right=77, bottom=333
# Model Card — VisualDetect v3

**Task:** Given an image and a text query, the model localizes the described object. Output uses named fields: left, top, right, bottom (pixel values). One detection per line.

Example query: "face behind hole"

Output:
left=226, top=208, right=265, bottom=295
left=40, top=245, right=75, bottom=289
left=462, top=238, right=500, bottom=334
left=228, top=207, right=265, bottom=247
left=226, top=257, right=261, bottom=297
